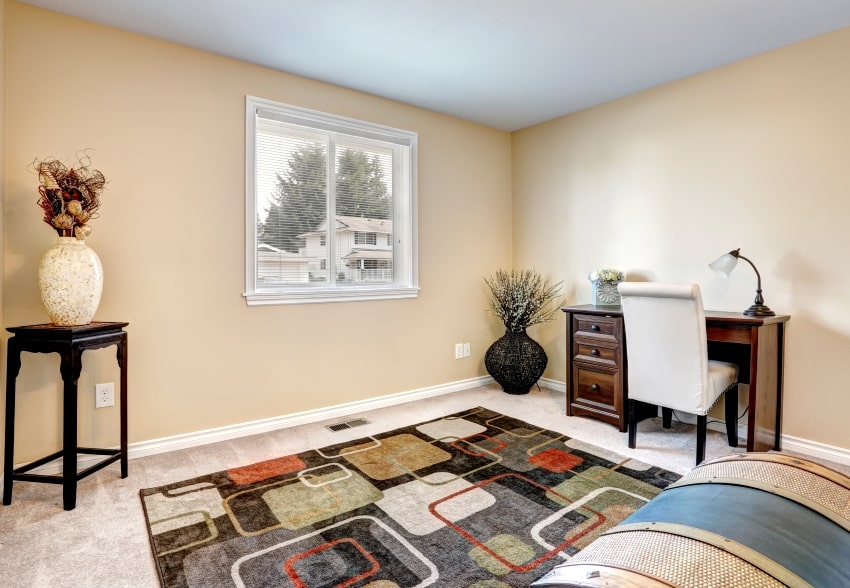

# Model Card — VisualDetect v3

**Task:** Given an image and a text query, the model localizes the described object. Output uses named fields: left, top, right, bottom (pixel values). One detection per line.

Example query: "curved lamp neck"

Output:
left=729, top=248, right=774, bottom=316
left=733, top=251, right=762, bottom=300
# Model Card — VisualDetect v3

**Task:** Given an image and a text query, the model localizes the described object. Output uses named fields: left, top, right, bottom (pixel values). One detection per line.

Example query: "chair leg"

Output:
left=725, top=385, right=739, bottom=447
left=661, top=407, right=672, bottom=429
left=696, top=415, right=707, bottom=465
left=628, top=399, right=637, bottom=449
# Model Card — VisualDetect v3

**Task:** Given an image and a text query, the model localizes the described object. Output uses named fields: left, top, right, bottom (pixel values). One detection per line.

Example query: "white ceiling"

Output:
left=19, top=0, right=850, bottom=131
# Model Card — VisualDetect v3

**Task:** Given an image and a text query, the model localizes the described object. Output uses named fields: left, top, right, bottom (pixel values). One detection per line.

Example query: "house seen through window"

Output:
left=244, top=96, right=418, bottom=304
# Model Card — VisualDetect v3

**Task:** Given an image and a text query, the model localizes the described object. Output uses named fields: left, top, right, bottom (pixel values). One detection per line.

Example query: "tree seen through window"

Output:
left=258, top=146, right=391, bottom=253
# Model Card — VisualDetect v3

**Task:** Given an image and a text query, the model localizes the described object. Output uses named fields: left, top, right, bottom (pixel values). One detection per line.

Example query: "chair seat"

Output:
left=706, top=360, right=738, bottom=414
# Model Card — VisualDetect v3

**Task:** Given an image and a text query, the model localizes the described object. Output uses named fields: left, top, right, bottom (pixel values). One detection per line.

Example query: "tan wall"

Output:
left=3, top=3, right=512, bottom=464
left=0, top=0, right=6, bottom=469
left=513, top=27, right=850, bottom=449
left=8, top=2, right=847, bottom=464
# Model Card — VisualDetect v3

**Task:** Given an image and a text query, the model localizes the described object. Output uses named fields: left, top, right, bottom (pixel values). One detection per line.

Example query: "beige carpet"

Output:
left=0, top=383, right=846, bottom=587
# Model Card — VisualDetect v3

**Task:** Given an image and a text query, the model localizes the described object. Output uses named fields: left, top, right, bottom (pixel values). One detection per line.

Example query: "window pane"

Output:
left=256, top=129, right=329, bottom=285
left=335, top=144, right=393, bottom=285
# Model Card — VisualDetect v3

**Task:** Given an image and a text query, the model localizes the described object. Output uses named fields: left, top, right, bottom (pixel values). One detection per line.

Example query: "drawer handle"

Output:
left=591, top=384, right=599, bottom=391
left=591, top=349, right=599, bottom=356
left=591, top=324, right=600, bottom=331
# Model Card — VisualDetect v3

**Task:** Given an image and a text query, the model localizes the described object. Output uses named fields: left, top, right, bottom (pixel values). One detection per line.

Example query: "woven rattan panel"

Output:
left=567, top=531, right=785, bottom=588
left=676, top=460, right=850, bottom=522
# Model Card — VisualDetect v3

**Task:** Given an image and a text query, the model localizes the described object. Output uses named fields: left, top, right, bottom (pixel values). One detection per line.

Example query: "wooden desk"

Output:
left=562, top=305, right=789, bottom=453
left=2, top=322, right=129, bottom=510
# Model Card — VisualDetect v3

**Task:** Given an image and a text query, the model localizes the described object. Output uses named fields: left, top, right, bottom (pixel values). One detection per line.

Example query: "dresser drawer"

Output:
left=571, top=364, right=621, bottom=415
left=573, top=341, right=619, bottom=367
left=573, top=314, right=621, bottom=344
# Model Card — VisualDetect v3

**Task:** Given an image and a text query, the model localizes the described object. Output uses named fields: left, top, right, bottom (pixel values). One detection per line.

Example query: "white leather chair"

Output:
left=617, top=282, right=739, bottom=465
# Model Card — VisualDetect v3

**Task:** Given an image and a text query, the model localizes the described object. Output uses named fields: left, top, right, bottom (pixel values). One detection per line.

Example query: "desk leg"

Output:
left=59, top=348, right=83, bottom=511
left=774, top=323, right=786, bottom=451
left=746, top=323, right=782, bottom=453
left=117, top=333, right=128, bottom=478
left=3, top=340, right=21, bottom=506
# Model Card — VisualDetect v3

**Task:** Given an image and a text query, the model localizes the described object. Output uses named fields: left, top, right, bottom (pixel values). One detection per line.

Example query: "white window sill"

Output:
left=244, top=286, right=420, bottom=305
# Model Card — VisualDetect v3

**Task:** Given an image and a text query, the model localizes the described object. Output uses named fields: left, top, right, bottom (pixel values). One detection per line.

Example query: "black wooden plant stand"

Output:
left=2, top=322, right=129, bottom=510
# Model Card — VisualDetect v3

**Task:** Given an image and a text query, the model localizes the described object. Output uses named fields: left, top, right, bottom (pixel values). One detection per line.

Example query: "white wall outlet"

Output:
left=463, top=342, right=471, bottom=357
left=95, top=382, right=115, bottom=408
left=455, top=343, right=464, bottom=359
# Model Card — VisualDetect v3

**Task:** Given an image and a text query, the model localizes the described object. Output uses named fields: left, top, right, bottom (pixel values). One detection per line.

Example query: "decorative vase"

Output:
left=38, top=236, right=103, bottom=326
left=592, top=280, right=622, bottom=306
left=484, top=329, right=548, bottom=395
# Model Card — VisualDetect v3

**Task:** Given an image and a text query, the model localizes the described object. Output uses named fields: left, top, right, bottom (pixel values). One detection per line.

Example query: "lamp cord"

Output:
left=669, top=405, right=749, bottom=427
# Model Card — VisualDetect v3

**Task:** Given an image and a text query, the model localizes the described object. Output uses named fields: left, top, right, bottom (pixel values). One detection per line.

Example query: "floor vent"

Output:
left=326, top=418, right=369, bottom=432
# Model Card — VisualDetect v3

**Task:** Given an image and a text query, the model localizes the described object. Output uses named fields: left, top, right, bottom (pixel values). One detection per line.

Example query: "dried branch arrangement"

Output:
left=484, top=269, right=564, bottom=333
left=34, top=152, right=106, bottom=239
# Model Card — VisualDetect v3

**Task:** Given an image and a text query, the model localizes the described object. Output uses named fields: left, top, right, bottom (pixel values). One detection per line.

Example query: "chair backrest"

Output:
left=618, top=282, right=713, bottom=413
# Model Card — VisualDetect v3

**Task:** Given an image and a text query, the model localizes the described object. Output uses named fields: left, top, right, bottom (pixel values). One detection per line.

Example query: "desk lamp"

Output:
left=709, top=248, right=775, bottom=316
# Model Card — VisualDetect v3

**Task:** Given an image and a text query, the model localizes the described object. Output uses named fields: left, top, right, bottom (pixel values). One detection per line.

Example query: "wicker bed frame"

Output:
left=532, top=453, right=850, bottom=587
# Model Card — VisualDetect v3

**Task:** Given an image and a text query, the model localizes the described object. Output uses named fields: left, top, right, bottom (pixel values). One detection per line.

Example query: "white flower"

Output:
left=589, top=268, right=625, bottom=283
left=484, top=269, right=564, bottom=332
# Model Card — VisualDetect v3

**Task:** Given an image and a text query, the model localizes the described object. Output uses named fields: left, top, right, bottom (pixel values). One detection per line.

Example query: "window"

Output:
left=355, top=232, right=377, bottom=245
left=245, top=96, right=418, bottom=304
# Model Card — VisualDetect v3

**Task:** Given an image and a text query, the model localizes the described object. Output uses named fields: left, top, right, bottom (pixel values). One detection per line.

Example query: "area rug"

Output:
left=140, top=406, right=680, bottom=587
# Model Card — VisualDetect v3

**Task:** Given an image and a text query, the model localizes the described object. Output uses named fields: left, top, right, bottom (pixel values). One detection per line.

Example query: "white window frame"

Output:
left=244, top=96, right=419, bottom=305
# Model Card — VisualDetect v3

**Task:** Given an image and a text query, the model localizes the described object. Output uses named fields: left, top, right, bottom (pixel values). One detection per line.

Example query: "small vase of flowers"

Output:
left=589, top=268, right=626, bottom=306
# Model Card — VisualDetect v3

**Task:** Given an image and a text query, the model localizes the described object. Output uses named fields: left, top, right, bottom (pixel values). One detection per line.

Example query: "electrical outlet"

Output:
left=463, top=342, right=470, bottom=357
left=455, top=343, right=464, bottom=359
left=95, top=382, right=115, bottom=408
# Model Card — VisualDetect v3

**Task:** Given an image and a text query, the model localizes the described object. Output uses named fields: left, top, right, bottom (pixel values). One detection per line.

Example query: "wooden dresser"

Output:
left=563, top=306, right=628, bottom=430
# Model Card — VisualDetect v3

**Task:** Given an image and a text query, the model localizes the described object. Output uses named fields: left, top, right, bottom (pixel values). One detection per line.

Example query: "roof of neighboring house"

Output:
left=302, top=215, right=392, bottom=237
left=258, top=242, right=284, bottom=252
left=343, top=249, right=392, bottom=261
left=258, top=243, right=317, bottom=261
left=336, top=215, right=392, bottom=234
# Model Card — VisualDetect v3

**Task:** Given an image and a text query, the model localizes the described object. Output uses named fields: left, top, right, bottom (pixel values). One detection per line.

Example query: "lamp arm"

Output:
left=722, top=247, right=774, bottom=316
left=736, top=253, right=764, bottom=305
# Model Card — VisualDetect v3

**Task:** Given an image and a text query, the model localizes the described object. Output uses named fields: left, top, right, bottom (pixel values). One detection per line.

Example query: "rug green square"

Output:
left=140, top=406, right=680, bottom=587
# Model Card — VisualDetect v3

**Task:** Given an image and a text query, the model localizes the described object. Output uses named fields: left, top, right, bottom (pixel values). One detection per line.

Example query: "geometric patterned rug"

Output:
left=139, top=406, right=680, bottom=587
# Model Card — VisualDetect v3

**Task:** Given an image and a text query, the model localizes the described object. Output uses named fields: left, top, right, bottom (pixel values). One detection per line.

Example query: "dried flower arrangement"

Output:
left=484, top=269, right=564, bottom=333
left=34, top=152, right=106, bottom=240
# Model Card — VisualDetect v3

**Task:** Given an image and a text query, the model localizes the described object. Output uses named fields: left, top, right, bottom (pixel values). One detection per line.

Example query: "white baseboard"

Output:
left=538, top=379, right=850, bottom=466
left=8, top=375, right=850, bottom=478
left=781, top=434, right=850, bottom=468
left=128, top=375, right=492, bottom=460
left=6, top=376, right=493, bottom=477
left=538, top=377, right=565, bottom=392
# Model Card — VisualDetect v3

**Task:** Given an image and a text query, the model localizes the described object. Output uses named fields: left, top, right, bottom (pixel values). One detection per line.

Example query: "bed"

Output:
left=532, top=453, right=850, bottom=587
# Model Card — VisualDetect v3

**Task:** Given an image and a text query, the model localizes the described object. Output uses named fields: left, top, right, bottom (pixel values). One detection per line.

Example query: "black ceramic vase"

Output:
left=484, top=329, right=548, bottom=395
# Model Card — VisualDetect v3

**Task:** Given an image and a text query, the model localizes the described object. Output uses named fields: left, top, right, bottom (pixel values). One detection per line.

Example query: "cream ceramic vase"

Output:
left=38, top=236, right=103, bottom=326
